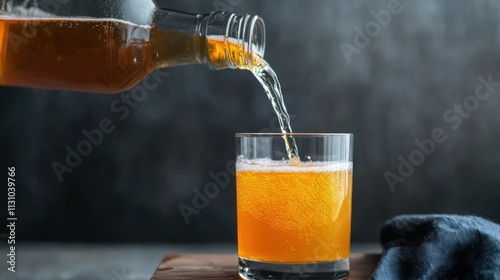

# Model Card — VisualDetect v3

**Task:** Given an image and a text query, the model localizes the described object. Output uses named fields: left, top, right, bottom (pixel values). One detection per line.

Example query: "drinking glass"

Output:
left=236, top=133, right=353, bottom=280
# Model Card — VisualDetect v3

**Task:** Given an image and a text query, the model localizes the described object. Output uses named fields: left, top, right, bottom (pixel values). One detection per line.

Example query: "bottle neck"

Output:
left=151, top=9, right=265, bottom=70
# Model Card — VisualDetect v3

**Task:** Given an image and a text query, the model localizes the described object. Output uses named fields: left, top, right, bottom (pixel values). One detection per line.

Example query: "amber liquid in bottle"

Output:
left=0, top=18, right=252, bottom=93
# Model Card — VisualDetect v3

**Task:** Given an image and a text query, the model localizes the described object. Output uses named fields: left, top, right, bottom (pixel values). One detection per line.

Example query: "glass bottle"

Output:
left=0, top=0, right=265, bottom=93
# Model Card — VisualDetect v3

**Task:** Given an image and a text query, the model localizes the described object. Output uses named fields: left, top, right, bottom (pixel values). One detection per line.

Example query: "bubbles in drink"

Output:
left=236, top=160, right=353, bottom=262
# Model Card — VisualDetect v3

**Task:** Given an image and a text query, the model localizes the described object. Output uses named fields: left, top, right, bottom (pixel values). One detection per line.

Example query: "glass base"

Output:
left=238, top=257, right=349, bottom=280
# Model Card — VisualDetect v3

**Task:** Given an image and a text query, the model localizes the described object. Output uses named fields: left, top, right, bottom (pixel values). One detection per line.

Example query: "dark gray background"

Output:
left=1, top=0, right=499, bottom=244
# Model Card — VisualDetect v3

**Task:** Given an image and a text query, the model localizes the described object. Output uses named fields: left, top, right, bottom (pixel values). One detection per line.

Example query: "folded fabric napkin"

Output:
left=372, top=215, right=500, bottom=280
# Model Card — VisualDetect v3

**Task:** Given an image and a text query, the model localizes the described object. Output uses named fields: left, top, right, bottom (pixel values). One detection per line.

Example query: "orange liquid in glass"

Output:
left=236, top=164, right=352, bottom=263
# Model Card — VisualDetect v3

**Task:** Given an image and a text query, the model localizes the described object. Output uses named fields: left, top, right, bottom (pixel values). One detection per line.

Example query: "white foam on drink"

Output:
left=236, top=158, right=353, bottom=173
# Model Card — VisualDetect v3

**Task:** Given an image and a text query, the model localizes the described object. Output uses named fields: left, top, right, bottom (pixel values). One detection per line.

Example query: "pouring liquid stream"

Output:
left=251, top=58, right=301, bottom=166
left=206, top=37, right=301, bottom=165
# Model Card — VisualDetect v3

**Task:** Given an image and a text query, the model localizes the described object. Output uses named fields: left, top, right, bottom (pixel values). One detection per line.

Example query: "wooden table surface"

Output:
left=151, top=254, right=381, bottom=280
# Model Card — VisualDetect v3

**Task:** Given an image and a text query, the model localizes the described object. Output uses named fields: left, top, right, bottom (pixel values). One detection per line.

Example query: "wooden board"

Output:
left=151, top=254, right=380, bottom=280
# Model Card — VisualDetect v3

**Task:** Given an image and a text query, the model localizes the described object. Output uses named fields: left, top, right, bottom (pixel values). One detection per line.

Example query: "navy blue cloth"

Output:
left=372, top=215, right=500, bottom=280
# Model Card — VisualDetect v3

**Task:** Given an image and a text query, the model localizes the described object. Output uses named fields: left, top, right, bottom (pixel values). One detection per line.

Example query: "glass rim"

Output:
left=236, top=133, right=353, bottom=137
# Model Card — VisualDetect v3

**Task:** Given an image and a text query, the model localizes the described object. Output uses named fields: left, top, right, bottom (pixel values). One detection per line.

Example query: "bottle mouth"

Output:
left=201, top=12, right=266, bottom=70
left=223, top=13, right=266, bottom=68
left=246, top=15, right=265, bottom=59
